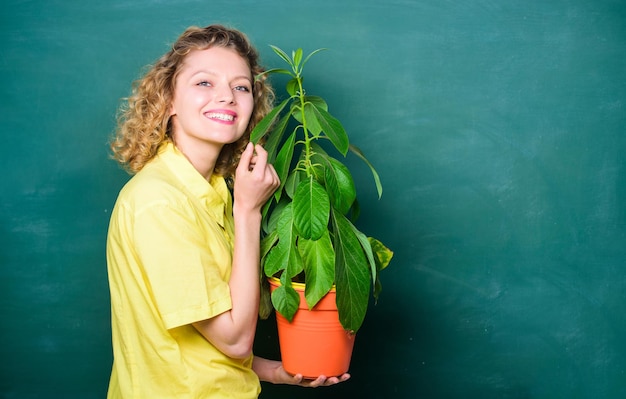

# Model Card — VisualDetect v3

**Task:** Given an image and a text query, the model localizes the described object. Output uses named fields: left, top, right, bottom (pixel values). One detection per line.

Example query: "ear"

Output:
left=169, top=103, right=176, bottom=116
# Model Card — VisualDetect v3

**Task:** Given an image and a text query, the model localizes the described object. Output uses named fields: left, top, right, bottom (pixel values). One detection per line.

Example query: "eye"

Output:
left=234, top=85, right=251, bottom=92
left=197, top=81, right=212, bottom=87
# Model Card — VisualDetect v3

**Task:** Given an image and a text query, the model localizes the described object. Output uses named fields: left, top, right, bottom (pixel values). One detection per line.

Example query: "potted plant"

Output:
left=251, top=46, right=393, bottom=377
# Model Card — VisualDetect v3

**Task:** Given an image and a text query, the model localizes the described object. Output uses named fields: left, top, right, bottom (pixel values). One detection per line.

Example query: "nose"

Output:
left=216, top=84, right=235, bottom=104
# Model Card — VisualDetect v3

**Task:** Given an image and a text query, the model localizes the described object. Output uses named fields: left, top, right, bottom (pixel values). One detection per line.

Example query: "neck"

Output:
left=171, top=137, right=222, bottom=181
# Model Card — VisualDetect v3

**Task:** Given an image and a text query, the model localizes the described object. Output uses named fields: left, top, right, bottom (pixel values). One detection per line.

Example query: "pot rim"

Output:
left=268, top=276, right=337, bottom=292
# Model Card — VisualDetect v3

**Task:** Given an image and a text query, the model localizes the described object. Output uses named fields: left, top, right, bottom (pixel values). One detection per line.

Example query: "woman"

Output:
left=106, top=25, right=349, bottom=398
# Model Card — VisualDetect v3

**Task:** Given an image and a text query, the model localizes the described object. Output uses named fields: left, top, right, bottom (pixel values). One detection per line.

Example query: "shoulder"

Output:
left=114, top=161, right=187, bottom=213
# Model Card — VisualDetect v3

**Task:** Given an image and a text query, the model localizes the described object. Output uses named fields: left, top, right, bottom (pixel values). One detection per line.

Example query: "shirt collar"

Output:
left=157, top=142, right=231, bottom=228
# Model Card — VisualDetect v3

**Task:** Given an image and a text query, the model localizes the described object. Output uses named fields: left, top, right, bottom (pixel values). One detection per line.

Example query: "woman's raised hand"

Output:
left=233, top=142, right=280, bottom=213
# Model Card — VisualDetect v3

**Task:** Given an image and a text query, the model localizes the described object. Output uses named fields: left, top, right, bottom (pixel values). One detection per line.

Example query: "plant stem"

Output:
left=296, top=74, right=313, bottom=178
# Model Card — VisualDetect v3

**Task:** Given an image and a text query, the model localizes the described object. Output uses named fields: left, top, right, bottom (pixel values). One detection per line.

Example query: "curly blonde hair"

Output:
left=110, top=25, right=274, bottom=177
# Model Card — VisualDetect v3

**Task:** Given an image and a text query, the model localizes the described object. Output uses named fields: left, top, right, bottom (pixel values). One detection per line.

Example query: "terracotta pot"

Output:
left=268, top=277, right=356, bottom=378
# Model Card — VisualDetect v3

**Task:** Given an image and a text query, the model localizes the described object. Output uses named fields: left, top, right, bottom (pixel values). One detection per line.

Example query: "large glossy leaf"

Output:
left=260, top=229, right=278, bottom=262
left=286, top=78, right=299, bottom=97
left=250, top=97, right=290, bottom=144
left=291, top=96, right=327, bottom=124
left=331, top=210, right=370, bottom=332
left=310, top=141, right=329, bottom=157
left=310, top=104, right=349, bottom=155
left=264, top=204, right=303, bottom=278
left=264, top=239, right=288, bottom=277
left=303, top=102, right=323, bottom=137
left=299, top=232, right=335, bottom=309
left=305, top=96, right=328, bottom=110
left=284, top=168, right=305, bottom=199
left=263, top=112, right=291, bottom=163
left=271, top=275, right=300, bottom=322
left=264, top=198, right=288, bottom=235
left=308, top=144, right=358, bottom=216
left=301, top=97, right=329, bottom=137
left=348, top=222, right=377, bottom=288
left=326, top=157, right=356, bottom=214
left=273, top=131, right=297, bottom=200
left=292, top=177, right=329, bottom=240
left=280, top=205, right=304, bottom=278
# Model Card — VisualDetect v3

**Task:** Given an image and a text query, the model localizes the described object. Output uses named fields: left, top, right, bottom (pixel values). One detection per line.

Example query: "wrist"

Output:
left=252, top=357, right=280, bottom=384
left=233, top=203, right=262, bottom=219
left=233, top=209, right=262, bottom=232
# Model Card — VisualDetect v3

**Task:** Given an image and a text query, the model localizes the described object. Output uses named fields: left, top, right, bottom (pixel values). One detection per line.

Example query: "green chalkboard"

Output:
left=1, top=1, right=625, bottom=398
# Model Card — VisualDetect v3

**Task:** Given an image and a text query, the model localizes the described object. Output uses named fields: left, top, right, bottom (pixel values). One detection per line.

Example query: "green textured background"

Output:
left=1, top=1, right=625, bottom=397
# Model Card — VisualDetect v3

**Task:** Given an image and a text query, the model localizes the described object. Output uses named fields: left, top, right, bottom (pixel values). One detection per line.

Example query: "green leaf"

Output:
left=332, top=210, right=371, bottom=332
left=304, top=96, right=328, bottom=111
left=369, top=237, right=394, bottom=302
left=264, top=112, right=291, bottom=164
left=285, top=239, right=304, bottom=278
left=348, top=222, right=377, bottom=289
left=310, top=141, right=329, bottom=157
left=256, top=68, right=293, bottom=80
left=270, top=45, right=293, bottom=68
left=277, top=206, right=304, bottom=278
left=369, top=237, right=393, bottom=271
left=302, top=96, right=328, bottom=135
left=289, top=102, right=302, bottom=123
left=309, top=142, right=330, bottom=184
left=264, top=240, right=287, bottom=277
left=264, top=204, right=303, bottom=278
left=250, top=97, right=290, bottom=144
left=349, top=144, right=383, bottom=198
left=261, top=199, right=273, bottom=233
left=265, top=239, right=303, bottom=280
left=273, top=131, right=297, bottom=196
left=303, top=102, right=323, bottom=136
left=271, top=277, right=300, bottom=322
left=264, top=198, right=287, bottom=235
left=260, top=229, right=278, bottom=264
left=286, top=78, right=299, bottom=97
left=308, top=144, right=356, bottom=215
left=292, top=177, right=330, bottom=240
left=299, top=231, right=335, bottom=309
left=292, top=48, right=303, bottom=70
left=291, top=96, right=326, bottom=128
left=326, top=157, right=356, bottom=214
left=310, top=104, right=349, bottom=155
left=284, top=168, right=305, bottom=199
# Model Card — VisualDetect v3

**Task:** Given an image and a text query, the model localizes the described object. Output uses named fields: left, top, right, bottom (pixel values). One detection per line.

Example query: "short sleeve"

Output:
left=133, top=199, right=233, bottom=329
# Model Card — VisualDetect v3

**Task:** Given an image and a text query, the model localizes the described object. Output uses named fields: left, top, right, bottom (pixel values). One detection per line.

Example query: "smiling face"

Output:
left=169, top=46, right=254, bottom=168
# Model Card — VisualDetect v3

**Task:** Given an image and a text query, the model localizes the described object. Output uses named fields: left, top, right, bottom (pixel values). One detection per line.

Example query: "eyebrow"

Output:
left=190, top=70, right=252, bottom=83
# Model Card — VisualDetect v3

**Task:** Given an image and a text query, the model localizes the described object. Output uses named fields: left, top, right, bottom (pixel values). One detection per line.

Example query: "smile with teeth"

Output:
left=206, top=112, right=235, bottom=122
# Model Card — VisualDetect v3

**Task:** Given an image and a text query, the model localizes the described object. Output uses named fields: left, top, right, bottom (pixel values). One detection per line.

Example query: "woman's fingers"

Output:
left=233, top=143, right=280, bottom=211
left=236, top=142, right=255, bottom=173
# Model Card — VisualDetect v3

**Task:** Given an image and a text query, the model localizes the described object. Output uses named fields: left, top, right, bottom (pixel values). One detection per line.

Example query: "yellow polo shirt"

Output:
left=106, top=142, right=260, bottom=398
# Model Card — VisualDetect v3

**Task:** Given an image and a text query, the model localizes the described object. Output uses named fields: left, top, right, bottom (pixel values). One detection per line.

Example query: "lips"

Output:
left=205, top=110, right=236, bottom=122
